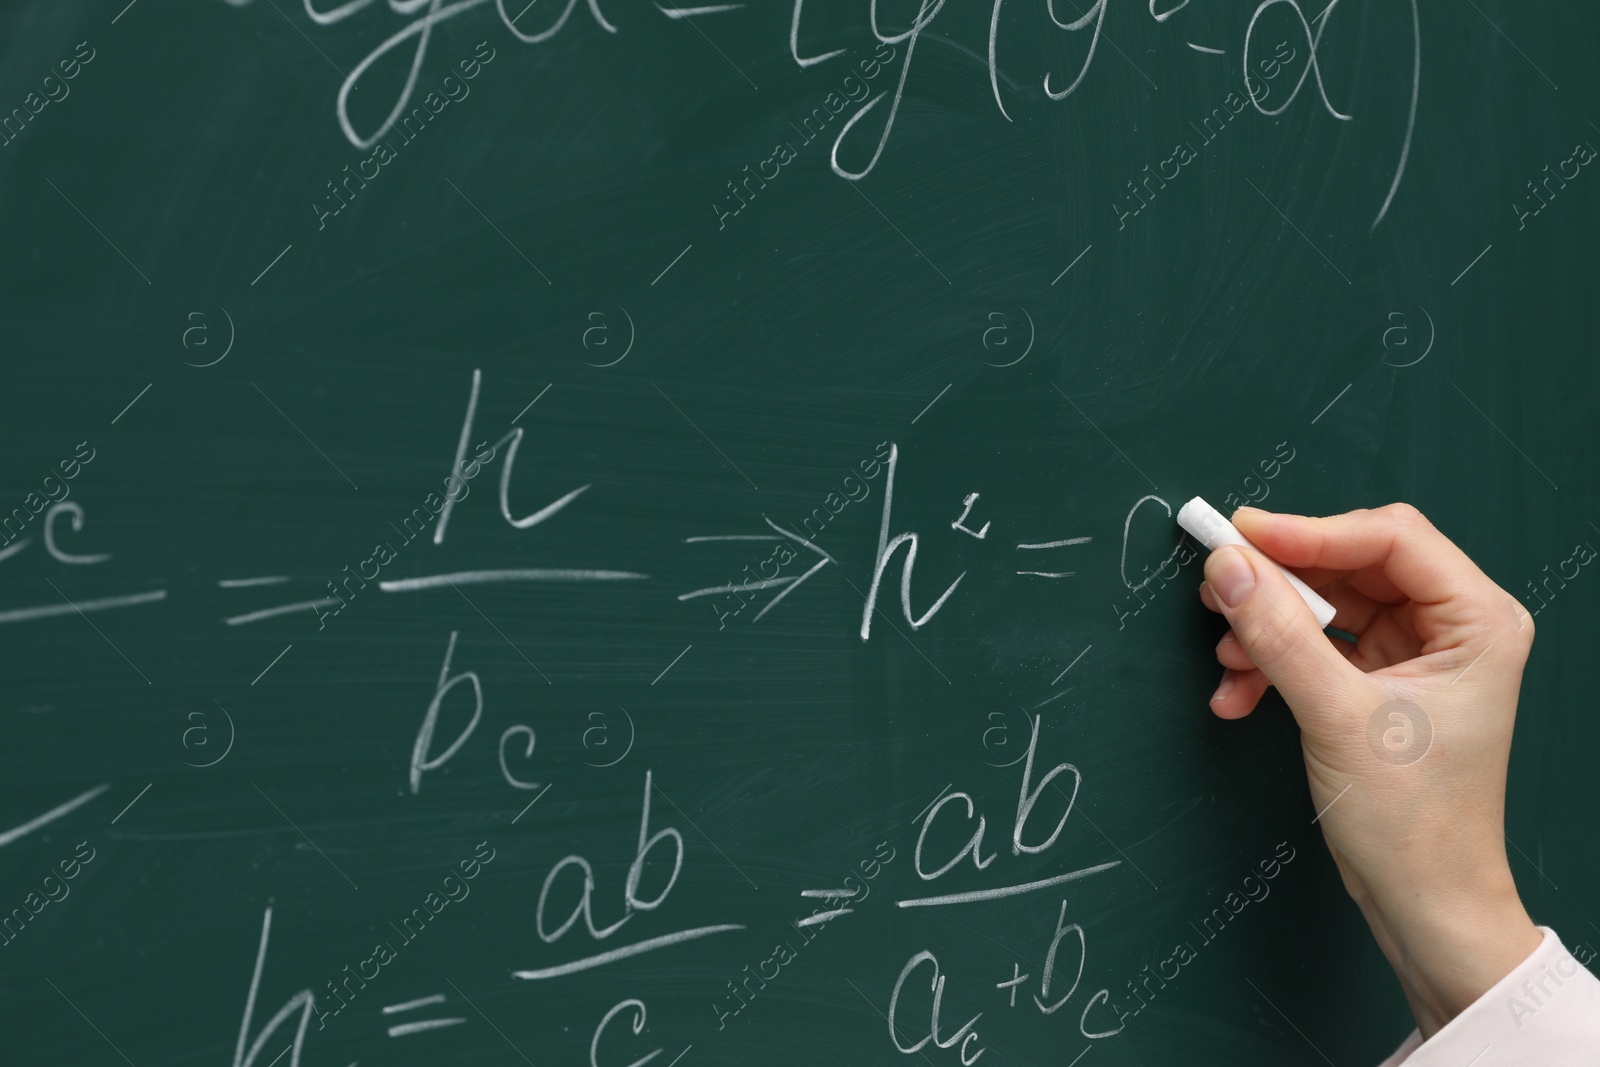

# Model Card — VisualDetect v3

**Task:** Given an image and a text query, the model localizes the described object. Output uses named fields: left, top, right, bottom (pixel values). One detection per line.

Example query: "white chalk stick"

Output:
left=1176, top=497, right=1337, bottom=629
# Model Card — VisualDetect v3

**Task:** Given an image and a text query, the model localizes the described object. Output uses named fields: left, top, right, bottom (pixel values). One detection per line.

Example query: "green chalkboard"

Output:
left=1, top=2, right=1596, bottom=1065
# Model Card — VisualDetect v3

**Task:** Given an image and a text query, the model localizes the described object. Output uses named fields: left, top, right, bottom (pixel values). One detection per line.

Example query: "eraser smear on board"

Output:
left=1176, top=497, right=1337, bottom=629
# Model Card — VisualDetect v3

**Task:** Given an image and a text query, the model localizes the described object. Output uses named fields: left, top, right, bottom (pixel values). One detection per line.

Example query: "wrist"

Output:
left=1358, top=872, right=1541, bottom=1038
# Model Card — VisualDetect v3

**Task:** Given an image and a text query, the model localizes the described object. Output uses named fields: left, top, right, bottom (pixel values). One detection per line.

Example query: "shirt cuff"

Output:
left=1376, top=927, right=1600, bottom=1066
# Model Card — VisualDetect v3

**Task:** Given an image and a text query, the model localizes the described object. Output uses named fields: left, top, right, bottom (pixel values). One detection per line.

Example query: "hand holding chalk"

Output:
left=1177, top=497, right=1337, bottom=628
left=1193, top=504, right=1542, bottom=1040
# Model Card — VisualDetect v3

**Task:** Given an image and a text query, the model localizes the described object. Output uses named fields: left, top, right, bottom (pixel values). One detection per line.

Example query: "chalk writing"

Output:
left=684, top=442, right=887, bottom=630
left=710, top=841, right=897, bottom=1030
left=512, top=770, right=746, bottom=980
left=887, top=950, right=985, bottom=1064
left=902, top=713, right=1120, bottom=905
left=313, top=42, right=497, bottom=230
left=861, top=443, right=966, bottom=640
left=382, top=993, right=466, bottom=1038
left=1111, top=494, right=1191, bottom=630
left=230, top=906, right=318, bottom=1067
left=435, top=368, right=587, bottom=545
left=714, top=45, right=897, bottom=229
left=1074, top=842, right=1297, bottom=1043
left=0, top=442, right=96, bottom=549
left=222, top=0, right=1412, bottom=218
left=410, top=630, right=542, bottom=793
left=950, top=493, right=991, bottom=540
left=680, top=517, right=834, bottom=629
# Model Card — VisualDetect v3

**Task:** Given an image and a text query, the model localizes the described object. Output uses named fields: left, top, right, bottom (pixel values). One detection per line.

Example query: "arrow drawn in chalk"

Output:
left=680, top=516, right=834, bottom=622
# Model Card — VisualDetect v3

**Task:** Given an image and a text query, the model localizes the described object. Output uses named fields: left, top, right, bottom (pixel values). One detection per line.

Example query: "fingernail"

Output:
left=1212, top=673, right=1235, bottom=702
left=1207, top=546, right=1255, bottom=608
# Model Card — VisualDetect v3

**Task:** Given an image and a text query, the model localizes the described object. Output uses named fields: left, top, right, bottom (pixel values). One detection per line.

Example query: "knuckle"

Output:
left=1467, top=593, right=1536, bottom=666
left=1380, top=501, right=1430, bottom=529
left=1503, top=593, right=1536, bottom=648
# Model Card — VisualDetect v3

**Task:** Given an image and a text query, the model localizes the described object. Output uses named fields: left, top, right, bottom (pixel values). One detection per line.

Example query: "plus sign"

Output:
left=996, top=962, right=1030, bottom=1007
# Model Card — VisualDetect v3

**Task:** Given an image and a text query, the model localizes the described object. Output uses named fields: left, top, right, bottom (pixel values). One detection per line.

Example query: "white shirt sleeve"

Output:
left=1377, top=927, right=1600, bottom=1066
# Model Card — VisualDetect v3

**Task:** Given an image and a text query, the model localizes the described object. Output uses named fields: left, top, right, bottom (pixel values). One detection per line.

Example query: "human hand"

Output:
left=1196, top=503, right=1542, bottom=1038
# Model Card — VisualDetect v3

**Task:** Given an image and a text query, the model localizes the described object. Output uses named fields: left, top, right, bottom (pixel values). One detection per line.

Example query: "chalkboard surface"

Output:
left=2, top=2, right=1597, bottom=1065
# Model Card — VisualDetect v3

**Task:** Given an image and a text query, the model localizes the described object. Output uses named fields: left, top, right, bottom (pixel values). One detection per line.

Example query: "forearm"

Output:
left=1350, top=867, right=1542, bottom=1038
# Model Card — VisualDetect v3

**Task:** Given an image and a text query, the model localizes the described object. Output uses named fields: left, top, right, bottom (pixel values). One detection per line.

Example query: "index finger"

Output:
left=1232, top=503, right=1500, bottom=610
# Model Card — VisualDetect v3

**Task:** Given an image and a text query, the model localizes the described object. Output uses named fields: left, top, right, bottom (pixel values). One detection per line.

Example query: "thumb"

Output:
left=1203, top=544, right=1360, bottom=714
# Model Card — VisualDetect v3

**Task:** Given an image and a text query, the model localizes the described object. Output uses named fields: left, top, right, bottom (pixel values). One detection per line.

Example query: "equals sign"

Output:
left=795, top=886, right=858, bottom=926
left=383, top=993, right=466, bottom=1038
